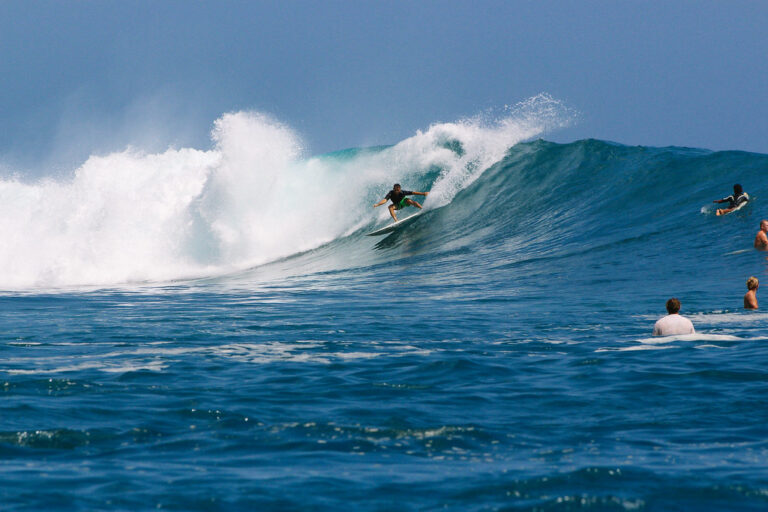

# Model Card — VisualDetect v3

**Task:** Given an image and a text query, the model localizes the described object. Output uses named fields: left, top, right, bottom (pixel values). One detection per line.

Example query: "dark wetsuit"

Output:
left=385, top=189, right=414, bottom=209
left=720, top=193, right=749, bottom=209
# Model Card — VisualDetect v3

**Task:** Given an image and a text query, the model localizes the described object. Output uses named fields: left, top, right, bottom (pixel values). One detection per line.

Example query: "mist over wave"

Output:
left=0, top=94, right=571, bottom=288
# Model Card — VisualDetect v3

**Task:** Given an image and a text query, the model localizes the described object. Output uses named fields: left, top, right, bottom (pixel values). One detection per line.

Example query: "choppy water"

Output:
left=3, top=102, right=768, bottom=510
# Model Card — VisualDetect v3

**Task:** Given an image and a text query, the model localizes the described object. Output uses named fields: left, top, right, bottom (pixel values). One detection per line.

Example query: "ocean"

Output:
left=2, top=97, right=768, bottom=510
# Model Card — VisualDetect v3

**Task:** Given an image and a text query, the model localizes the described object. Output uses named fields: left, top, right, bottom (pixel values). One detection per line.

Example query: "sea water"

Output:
left=2, top=95, right=768, bottom=510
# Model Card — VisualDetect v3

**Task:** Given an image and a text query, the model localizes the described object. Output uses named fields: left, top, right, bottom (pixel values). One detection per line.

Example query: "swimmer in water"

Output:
left=653, top=298, right=695, bottom=336
left=755, top=220, right=768, bottom=250
left=744, top=276, right=759, bottom=309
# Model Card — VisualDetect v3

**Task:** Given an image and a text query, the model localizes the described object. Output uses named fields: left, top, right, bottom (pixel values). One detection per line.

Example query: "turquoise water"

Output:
left=2, top=132, right=768, bottom=510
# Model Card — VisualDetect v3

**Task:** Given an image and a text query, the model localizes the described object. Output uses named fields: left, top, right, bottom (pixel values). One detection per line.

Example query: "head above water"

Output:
left=747, top=276, right=759, bottom=290
left=761, top=220, right=768, bottom=231
left=734, top=184, right=743, bottom=195
left=666, top=297, right=681, bottom=314
left=393, top=183, right=401, bottom=191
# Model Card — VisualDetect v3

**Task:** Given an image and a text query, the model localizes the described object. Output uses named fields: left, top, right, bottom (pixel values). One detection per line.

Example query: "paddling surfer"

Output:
left=373, top=184, right=429, bottom=222
left=714, top=184, right=749, bottom=216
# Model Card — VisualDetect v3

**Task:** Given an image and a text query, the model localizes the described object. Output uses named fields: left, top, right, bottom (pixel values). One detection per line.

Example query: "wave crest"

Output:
left=0, top=96, right=572, bottom=288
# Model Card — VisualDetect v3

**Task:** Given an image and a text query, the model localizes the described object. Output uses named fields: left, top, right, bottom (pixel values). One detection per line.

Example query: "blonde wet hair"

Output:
left=747, top=276, right=759, bottom=290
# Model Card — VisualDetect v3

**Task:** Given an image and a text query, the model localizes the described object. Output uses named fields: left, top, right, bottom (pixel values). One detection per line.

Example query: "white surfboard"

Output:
left=366, top=211, right=424, bottom=236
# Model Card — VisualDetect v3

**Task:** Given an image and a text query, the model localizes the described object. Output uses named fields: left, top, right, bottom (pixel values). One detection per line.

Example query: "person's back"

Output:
left=744, top=276, right=759, bottom=309
left=653, top=298, right=695, bottom=336
left=715, top=184, right=749, bottom=216
left=727, top=186, right=749, bottom=208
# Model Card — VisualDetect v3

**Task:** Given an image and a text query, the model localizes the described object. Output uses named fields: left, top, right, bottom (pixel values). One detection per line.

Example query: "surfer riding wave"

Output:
left=373, top=184, right=429, bottom=222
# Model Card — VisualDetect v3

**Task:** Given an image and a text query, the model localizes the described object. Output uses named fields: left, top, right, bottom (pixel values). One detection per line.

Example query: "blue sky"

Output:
left=1, top=0, right=766, bottom=171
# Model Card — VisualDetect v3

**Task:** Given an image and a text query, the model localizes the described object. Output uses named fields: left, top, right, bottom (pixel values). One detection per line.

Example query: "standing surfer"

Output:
left=373, top=184, right=429, bottom=222
left=714, top=183, right=749, bottom=216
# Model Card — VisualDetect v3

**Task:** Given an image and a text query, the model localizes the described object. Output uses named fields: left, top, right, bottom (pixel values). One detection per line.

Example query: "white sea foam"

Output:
left=635, top=333, right=743, bottom=344
left=596, top=345, right=678, bottom=352
left=596, top=333, right=749, bottom=352
left=689, top=311, right=768, bottom=325
left=4, top=359, right=168, bottom=375
left=0, top=95, right=571, bottom=288
left=0, top=340, right=432, bottom=374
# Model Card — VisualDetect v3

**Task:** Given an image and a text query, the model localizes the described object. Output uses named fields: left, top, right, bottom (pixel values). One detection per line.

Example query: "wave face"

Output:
left=257, top=136, right=768, bottom=313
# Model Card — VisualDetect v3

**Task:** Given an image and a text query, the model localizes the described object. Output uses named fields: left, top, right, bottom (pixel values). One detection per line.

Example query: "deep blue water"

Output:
left=3, top=139, right=768, bottom=511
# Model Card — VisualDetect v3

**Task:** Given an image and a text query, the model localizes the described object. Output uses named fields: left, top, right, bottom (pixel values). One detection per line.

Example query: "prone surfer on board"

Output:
left=373, top=183, right=429, bottom=222
left=713, top=183, right=749, bottom=216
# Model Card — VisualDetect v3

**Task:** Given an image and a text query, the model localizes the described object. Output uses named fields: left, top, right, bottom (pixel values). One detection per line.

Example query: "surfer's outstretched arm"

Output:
left=373, top=199, right=387, bottom=208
